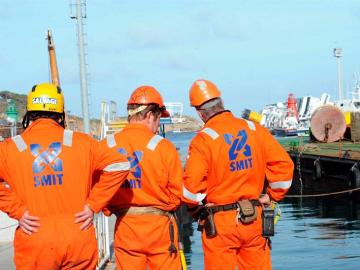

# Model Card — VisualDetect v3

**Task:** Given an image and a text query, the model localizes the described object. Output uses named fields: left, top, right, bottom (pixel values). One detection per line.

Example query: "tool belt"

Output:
left=207, top=199, right=260, bottom=214
left=114, top=206, right=171, bottom=217
left=207, top=199, right=259, bottom=224
left=114, top=206, right=177, bottom=255
left=198, top=199, right=260, bottom=238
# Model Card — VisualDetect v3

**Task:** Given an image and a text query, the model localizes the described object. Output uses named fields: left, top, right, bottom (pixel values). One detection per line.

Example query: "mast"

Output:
left=47, top=30, right=60, bottom=87
left=71, top=0, right=90, bottom=134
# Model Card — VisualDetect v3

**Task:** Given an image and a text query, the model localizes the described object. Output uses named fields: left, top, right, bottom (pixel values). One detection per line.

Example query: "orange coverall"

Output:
left=0, top=119, right=129, bottom=270
left=105, top=123, right=183, bottom=270
left=0, top=181, right=26, bottom=219
left=183, top=111, right=294, bottom=270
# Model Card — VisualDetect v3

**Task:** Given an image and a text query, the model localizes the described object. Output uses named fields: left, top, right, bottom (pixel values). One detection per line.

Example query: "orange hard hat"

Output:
left=127, top=85, right=170, bottom=117
left=189, top=79, right=221, bottom=107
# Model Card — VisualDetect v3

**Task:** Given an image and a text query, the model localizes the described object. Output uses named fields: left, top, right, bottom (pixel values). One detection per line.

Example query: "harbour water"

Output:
left=0, top=132, right=359, bottom=269
left=167, top=131, right=360, bottom=270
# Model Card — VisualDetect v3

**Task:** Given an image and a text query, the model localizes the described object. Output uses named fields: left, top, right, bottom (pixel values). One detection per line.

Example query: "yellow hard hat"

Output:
left=27, top=83, right=64, bottom=113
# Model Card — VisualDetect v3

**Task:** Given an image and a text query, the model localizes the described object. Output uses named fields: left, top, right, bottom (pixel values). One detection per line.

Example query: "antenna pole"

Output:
left=333, top=48, right=343, bottom=102
left=72, top=0, right=90, bottom=134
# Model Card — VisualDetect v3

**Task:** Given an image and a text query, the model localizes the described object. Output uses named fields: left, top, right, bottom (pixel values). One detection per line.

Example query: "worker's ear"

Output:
left=145, top=110, right=152, bottom=123
left=196, top=109, right=205, bottom=122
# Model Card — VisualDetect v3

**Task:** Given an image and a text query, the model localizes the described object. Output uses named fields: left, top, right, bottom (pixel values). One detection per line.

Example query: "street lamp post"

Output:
left=333, top=48, right=343, bottom=102
left=70, top=0, right=90, bottom=134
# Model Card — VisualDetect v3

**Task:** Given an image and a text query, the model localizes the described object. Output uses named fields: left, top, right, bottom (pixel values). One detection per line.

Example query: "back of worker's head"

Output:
left=22, top=83, right=65, bottom=129
left=189, top=79, right=224, bottom=122
left=127, top=85, right=170, bottom=122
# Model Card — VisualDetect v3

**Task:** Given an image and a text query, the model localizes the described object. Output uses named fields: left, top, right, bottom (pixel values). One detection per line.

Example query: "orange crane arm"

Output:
left=47, top=30, right=60, bottom=87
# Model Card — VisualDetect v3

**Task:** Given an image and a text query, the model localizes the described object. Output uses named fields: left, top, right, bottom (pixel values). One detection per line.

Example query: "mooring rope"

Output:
left=285, top=187, right=360, bottom=198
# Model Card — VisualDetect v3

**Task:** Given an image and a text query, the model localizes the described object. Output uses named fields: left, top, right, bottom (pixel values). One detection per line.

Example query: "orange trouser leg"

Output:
left=114, top=215, right=182, bottom=270
left=14, top=218, right=98, bottom=270
left=61, top=225, right=98, bottom=270
left=202, top=210, right=272, bottom=270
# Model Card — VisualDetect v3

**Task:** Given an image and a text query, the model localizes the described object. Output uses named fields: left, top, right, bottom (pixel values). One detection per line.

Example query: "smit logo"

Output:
left=224, top=130, right=251, bottom=160
left=118, top=148, right=143, bottom=179
left=224, top=130, right=253, bottom=172
left=30, top=142, right=64, bottom=188
left=30, top=142, right=63, bottom=174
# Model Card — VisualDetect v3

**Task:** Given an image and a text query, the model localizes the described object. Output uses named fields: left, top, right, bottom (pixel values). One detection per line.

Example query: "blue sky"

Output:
left=1, top=0, right=360, bottom=118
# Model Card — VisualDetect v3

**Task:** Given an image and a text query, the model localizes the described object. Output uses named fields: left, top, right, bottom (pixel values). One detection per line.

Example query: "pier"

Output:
left=279, top=136, right=360, bottom=189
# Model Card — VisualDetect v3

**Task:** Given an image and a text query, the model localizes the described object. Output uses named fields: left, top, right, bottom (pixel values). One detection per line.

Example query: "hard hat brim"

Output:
left=161, top=109, right=170, bottom=118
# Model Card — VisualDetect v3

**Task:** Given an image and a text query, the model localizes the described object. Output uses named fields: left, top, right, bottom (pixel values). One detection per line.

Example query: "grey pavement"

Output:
left=0, top=240, right=15, bottom=270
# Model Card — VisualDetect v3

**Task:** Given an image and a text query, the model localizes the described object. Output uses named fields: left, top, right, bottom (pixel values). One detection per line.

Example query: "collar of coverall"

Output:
left=124, top=122, right=153, bottom=132
left=26, top=118, right=63, bottom=132
left=204, top=110, right=232, bottom=124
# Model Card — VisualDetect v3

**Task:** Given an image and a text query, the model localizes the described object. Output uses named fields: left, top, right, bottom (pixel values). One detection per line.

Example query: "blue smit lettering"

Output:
left=34, top=173, right=63, bottom=187
left=229, top=158, right=253, bottom=172
left=57, top=174, right=63, bottom=185
left=34, top=176, right=40, bottom=187
left=121, top=179, right=142, bottom=189
left=41, top=175, right=52, bottom=186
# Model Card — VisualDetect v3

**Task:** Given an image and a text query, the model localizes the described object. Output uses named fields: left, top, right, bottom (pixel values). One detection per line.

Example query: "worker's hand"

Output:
left=259, top=193, right=271, bottom=207
left=75, top=205, right=94, bottom=230
left=19, top=211, right=40, bottom=235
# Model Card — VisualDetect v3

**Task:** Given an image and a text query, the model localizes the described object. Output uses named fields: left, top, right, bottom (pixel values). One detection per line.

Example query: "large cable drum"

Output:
left=310, top=105, right=346, bottom=142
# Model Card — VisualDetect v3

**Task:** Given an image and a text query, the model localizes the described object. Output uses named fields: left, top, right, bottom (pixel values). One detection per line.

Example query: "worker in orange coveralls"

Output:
left=0, top=181, right=27, bottom=219
left=104, top=85, right=183, bottom=270
left=0, top=83, right=130, bottom=270
left=183, top=79, right=294, bottom=270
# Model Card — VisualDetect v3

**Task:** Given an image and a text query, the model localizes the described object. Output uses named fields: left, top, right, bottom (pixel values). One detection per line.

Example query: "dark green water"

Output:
left=167, top=131, right=360, bottom=270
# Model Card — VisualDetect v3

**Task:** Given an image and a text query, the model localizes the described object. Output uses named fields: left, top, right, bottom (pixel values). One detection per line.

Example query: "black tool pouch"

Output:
left=204, top=211, right=217, bottom=238
left=197, top=219, right=205, bottom=232
left=262, top=208, right=275, bottom=237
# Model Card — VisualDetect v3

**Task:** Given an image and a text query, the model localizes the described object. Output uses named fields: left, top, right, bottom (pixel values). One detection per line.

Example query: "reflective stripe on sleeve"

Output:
left=12, top=135, right=27, bottom=152
left=269, top=180, right=292, bottom=189
left=106, top=134, right=116, bottom=148
left=103, top=161, right=130, bottom=172
left=63, top=130, right=73, bottom=147
left=245, top=120, right=256, bottom=131
left=146, top=135, right=163, bottom=151
left=183, top=186, right=206, bottom=202
left=201, top=128, right=219, bottom=140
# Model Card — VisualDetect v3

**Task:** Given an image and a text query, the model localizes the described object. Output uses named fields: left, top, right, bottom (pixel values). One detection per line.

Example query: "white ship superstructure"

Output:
left=260, top=93, right=331, bottom=136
